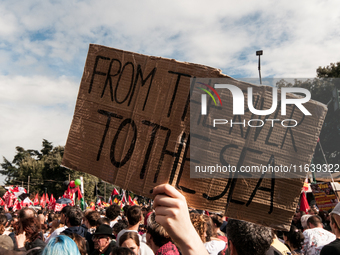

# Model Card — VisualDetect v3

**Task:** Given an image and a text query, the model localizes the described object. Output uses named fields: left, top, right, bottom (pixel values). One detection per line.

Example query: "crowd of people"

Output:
left=0, top=184, right=339, bottom=255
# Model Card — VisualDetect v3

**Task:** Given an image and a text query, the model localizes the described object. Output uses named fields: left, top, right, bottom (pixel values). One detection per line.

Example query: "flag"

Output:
left=0, top=197, right=4, bottom=206
left=77, top=187, right=83, bottom=200
left=113, top=188, right=119, bottom=196
left=55, top=203, right=66, bottom=212
left=13, top=198, right=22, bottom=212
left=303, top=177, right=309, bottom=192
left=33, top=193, right=39, bottom=206
left=128, top=195, right=134, bottom=205
left=90, top=202, right=95, bottom=210
left=46, top=193, right=49, bottom=204
left=300, top=192, right=310, bottom=213
left=121, top=190, right=126, bottom=203
left=96, top=198, right=101, bottom=206
left=40, top=193, right=46, bottom=208
left=113, top=197, right=119, bottom=204
left=48, top=194, right=56, bottom=211
left=22, top=197, right=32, bottom=207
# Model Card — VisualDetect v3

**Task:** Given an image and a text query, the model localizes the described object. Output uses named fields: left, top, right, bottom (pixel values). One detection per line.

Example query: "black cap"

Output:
left=93, top=224, right=114, bottom=238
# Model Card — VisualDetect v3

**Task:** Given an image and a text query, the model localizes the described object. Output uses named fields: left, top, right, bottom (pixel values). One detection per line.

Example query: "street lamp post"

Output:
left=256, top=50, right=263, bottom=85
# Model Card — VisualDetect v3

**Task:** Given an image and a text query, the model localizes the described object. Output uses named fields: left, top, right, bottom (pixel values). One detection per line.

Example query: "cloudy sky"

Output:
left=1, top=0, right=340, bottom=184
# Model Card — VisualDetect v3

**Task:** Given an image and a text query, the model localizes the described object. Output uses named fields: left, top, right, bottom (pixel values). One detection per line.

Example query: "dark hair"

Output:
left=113, top=220, right=128, bottom=235
left=111, top=247, right=135, bottom=255
left=21, top=217, right=41, bottom=242
left=48, top=213, right=55, bottom=223
left=97, top=217, right=111, bottom=226
left=226, top=219, right=273, bottom=255
left=210, top=214, right=223, bottom=228
left=123, top=205, right=131, bottom=215
left=307, top=215, right=322, bottom=227
left=64, top=232, right=87, bottom=255
left=119, top=231, right=140, bottom=247
left=203, top=215, right=213, bottom=241
left=19, top=208, right=35, bottom=219
left=61, top=205, right=71, bottom=215
left=0, top=214, right=7, bottom=235
left=85, top=211, right=101, bottom=227
left=66, top=207, right=84, bottom=226
left=126, top=206, right=141, bottom=226
left=283, top=225, right=304, bottom=250
left=106, top=204, right=121, bottom=220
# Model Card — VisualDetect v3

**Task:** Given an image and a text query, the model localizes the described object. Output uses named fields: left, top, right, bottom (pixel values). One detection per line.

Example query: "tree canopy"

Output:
left=276, top=62, right=340, bottom=166
left=0, top=139, right=116, bottom=203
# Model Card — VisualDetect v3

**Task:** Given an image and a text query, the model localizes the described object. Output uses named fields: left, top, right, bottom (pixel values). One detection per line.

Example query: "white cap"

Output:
left=330, top=203, right=340, bottom=217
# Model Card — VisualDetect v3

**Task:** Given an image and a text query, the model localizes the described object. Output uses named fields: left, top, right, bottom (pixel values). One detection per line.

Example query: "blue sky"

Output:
left=1, top=0, right=340, bottom=184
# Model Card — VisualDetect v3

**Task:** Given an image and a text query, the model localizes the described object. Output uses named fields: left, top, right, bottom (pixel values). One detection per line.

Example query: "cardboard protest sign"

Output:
left=62, top=44, right=327, bottom=230
left=311, top=182, right=339, bottom=211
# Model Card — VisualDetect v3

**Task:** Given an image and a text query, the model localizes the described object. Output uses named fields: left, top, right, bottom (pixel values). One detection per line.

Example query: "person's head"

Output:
left=119, top=231, right=140, bottom=255
left=65, top=207, right=83, bottom=227
left=123, top=205, right=131, bottom=216
left=203, top=214, right=213, bottom=241
left=329, top=203, right=340, bottom=235
left=283, top=225, right=304, bottom=250
left=126, top=206, right=142, bottom=226
left=20, top=217, right=41, bottom=242
left=19, top=208, right=35, bottom=220
left=42, top=235, right=80, bottom=255
left=300, top=214, right=312, bottom=229
left=113, top=220, right=128, bottom=236
left=210, top=214, right=223, bottom=230
left=38, top=214, right=45, bottom=225
left=85, top=210, right=101, bottom=228
left=293, top=211, right=302, bottom=223
left=146, top=212, right=171, bottom=253
left=0, top=214, right=8, bottom=235
left=61, top=206, right=71, bottom=224
left=106, top=204, right=121, bottom=221
left=92, top=224, right=114, bottom=251
left=47, top=213, right=55, bottom=223
left=97, top=217, right=111, bottom=226
left=64, top=233, right=87, bottom=255
left=190, top=213, right=207, bottom=242
left=110, top=247, right=135, bottom=255
left=226, top=219, right=273, bottom=255
left=306, top=215, right=323, bottom=229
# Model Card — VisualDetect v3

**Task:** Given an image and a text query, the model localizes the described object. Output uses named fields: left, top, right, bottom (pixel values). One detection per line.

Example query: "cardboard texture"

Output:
left=62, top=44, right=327, bottom=230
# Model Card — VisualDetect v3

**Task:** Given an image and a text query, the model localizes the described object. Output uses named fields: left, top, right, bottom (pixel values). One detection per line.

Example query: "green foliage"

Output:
left=317, top=62, right=340, bottom=78
left=276, top=63, right=340, bottom=165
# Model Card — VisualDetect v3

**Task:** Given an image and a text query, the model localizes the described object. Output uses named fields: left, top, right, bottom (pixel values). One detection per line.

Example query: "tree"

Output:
left=0, top=139, right=102, bottom=203
left=276, top=63, right=340, bottom=166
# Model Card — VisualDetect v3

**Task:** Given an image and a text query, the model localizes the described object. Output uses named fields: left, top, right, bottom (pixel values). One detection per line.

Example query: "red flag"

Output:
left=0, top=197, right=4, bottom=206
left=303, top=177, right=309, bottom=192
left=33, top=193, right=39, bottom=206
left=300, top=192, right=310, bottom=213
left=128, top=195, right=134, bottom=205
left=77, top=187, right=83, bottom=200
left=46, top=193, right=49, bottom=204
left=13, top=199, right=22, bottom=212
left=121, top=190, right=126, bottom=203
left=40, top=193, right=46, bottom=208
left=113, top=188, right=119, bottom=196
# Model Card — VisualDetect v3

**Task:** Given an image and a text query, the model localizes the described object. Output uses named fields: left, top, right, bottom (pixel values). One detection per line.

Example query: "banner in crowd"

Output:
left=311, top=182, right=339, bottom=211
left=62, top=44, right=327, bottom=230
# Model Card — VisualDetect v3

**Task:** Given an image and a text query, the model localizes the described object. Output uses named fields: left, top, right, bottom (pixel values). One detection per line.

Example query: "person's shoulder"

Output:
left=320, top=239, right=340, bottom=255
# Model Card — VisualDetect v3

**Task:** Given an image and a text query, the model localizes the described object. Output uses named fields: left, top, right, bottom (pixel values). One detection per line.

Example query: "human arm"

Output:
left=152, top=184, right=209, bottom=255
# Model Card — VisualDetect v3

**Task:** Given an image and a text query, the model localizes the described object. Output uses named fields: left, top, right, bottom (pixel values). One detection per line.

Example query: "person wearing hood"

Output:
left=61, top=207, right=94, bottom=254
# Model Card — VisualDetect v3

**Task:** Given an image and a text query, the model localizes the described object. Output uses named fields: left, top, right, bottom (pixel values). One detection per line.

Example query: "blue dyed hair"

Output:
left=42, top=235, right=81, bottom=255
